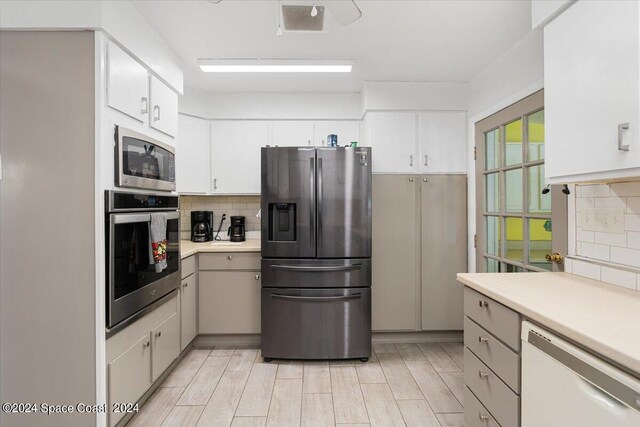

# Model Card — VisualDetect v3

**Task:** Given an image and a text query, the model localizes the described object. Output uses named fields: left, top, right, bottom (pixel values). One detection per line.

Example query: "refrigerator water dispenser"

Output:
left=268, top=203, right=296, bottom=241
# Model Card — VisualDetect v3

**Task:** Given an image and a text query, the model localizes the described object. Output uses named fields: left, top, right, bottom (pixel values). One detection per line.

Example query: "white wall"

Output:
left=362, top=81, right=468, bottom=112
left=466, top=30, right=544, bottom=272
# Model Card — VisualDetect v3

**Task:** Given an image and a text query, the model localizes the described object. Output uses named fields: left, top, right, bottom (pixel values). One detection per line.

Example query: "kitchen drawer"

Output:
left=199, top=252, right=260, bottom=270
left=464, top=386, right=500, bottom=427
left=465, top=347, right=519, bottom=427
left=181, top=255, right=196, bottom=279
left=464, top=316, right=520, bottom=392
left=464, top=286, right=520, bottom=351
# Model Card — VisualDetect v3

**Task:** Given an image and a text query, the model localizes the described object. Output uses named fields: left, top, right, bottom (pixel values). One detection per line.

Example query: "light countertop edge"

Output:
left=180, top=239, right=261, bottom=258
left=457, top=272, right=640, bottom=376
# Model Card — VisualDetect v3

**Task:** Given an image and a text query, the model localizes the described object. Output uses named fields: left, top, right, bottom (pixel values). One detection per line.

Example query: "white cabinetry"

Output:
left=271, top=121, right=314, bottom=146
left=107, top=42, right=149, bottom=123
left=367, top=112, right=418, bottom=173
left=313, top=121, right=360, bottom=146
left=150, top=75, right=179, bottom=137
left=418, top=111, right=467, bottom=173
left=544, top=0, right=640, bottom=183
left=177, top=115, right=210, bottom=194
left=211, top=121, right=268, bottom=194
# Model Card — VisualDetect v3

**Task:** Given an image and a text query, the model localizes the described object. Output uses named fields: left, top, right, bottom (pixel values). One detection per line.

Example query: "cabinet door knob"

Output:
left=155, top=331, right=162, bottom=338
left=409, top=177, right=414, bottom=182
left=183, top=282, right=188, bottom=288
left=141, top=97, right=148, bottom=114
left=409, top=155, right=414, bottom=167
left=478, top=370, right=489, bottom=379
left=479, top=413, right=489, bottom=422
left=423, top=177, right=428, bottom=182
left=228, top=255, right=233, bottom=260
left=478, top=336, right=489, bottom=344
left=479, top=300, right=488, bottom=308
left=255, top=274, right=260, bottom=280
left=143, top=341, right=150, bottom=349
left=618, top=122, right=630, bottom=151
left=153, top=105, right=160, bottom=121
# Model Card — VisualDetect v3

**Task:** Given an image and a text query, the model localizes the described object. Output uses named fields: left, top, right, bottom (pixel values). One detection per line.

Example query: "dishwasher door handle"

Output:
left=271, top=293, right=362, bottom=302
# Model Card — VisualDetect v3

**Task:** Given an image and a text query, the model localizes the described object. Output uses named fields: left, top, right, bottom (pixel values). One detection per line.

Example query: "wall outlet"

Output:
left=580, top=208, right=625, bottom=233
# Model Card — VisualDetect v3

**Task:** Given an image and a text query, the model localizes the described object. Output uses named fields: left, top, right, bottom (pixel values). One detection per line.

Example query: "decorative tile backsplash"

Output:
left=179, top=195, right=261, bottom=240
left=568, top=181, right=640, bottom=290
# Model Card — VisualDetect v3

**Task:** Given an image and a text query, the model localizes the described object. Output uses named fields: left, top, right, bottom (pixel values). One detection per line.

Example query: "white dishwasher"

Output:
left=521, top=321, right=640, bottom=427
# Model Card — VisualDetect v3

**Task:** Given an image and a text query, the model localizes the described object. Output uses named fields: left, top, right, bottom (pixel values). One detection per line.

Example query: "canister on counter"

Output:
left=327, top=134, right=338, bottom=147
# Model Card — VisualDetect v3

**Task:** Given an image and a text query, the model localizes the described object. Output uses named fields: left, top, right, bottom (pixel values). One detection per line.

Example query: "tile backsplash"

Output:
left=179, top=195, right=261, bottom=240
left=568, top=181, right=640, bottom=290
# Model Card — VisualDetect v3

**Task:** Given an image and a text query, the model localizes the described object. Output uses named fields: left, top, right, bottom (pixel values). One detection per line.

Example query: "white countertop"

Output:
left=180, top=239, right=261, bottom=258
left=457, top=272, right=640, bottom=375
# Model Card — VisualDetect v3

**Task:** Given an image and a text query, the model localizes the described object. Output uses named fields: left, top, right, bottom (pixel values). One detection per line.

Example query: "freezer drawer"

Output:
left=261, top=287, right=371, bottom=360
left=261, top=258, right=371, bottom=288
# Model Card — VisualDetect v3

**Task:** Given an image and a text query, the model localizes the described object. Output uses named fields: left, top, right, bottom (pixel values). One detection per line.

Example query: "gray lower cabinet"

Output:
left=198, top=253, right=262, bottom=334
left=180, top=273, right=197, bottom=350
left=372, top=174, right=467, bottom=331
left=106, top=295, right=179, bottom=427
left=464, top=286, right=522, bottom=427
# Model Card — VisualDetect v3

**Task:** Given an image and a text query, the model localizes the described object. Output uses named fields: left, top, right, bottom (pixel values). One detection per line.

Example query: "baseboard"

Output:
left=193, top=331, right=462, bottom=348
left=372, top=331, right=462, bottom=344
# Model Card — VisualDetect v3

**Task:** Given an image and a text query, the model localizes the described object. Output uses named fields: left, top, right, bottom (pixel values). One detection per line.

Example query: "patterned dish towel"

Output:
left=150, top=213, right=168, bottom=273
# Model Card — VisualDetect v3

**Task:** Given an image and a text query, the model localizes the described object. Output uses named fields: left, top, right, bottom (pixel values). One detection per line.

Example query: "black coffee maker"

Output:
left=228, top=216, right=246, bottom=242
left=191, top=211, right=213, bottom=242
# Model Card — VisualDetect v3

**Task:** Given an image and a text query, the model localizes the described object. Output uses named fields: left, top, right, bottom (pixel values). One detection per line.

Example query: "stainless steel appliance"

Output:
left=261, top=147, right=372, bottom=361
left=105, top=191, right=180, bottom=334
left=115, top=126, right=176, bottom=192
left=228, top=215, right=246, bottom=242
left=191, top=211, right=213, bottom=242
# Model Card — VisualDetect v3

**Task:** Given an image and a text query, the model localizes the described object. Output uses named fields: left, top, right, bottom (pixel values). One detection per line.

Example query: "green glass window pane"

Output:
left=528, top=165, right=551, bottom=214
left=505, top=217, right=523, bottom=263
left=484, top=129, right=500, bottom=170
left=485, top=172, right=500, bottom=213
left=486, top=258, right=500, bottom=272
left=505, top=169, right=523, bottom=213
left=529, top=218, right=552, bottom=271
left=485, top=216, right=501, bottom=257
left=505, top=119, right=523, bottom=166
left=528, top=110, right=544, bottom=162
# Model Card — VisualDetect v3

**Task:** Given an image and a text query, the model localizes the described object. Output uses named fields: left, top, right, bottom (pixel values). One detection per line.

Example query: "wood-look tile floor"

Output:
left=126, top=342, right=464, bottom=427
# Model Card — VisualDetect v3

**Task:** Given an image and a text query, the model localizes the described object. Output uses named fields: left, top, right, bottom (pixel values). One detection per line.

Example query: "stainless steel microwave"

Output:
left=115, top=126, right=176, bottom=192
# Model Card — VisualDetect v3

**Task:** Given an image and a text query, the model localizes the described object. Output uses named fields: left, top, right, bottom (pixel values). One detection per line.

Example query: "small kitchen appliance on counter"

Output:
left=228, top=216, right=246, bottom=242
left=191, top=211, right=213, bottom=242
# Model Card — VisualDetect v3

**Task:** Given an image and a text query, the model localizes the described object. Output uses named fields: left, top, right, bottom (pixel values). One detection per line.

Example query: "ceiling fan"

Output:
left=207, top=0, right=362, bottom=26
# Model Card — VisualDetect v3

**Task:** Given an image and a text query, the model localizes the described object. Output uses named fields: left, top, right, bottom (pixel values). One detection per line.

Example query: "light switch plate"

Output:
left=580, top=208, right=625, bottom=233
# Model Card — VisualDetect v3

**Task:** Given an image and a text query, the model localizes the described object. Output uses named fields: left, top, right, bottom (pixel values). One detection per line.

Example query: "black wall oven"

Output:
left=106, top=191, right=180, bottom=332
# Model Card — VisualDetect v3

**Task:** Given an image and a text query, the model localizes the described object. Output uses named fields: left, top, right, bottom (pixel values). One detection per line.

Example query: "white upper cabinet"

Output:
left=418, top=111, right=467, bottom=173
left=544, top=0, right=640, bottom=183
left=366, top=112, right=418, bottom=173
left=177, top=114, right=210, bottom=194
left=107, top=42, right=149, bottom=123
left=313, top=121, right=360, bottom=146
left=150, top=75, right=179, bottom=137
left=271, top=121, right=314, bottom=146
left=211, top=121, right=268, bottom=194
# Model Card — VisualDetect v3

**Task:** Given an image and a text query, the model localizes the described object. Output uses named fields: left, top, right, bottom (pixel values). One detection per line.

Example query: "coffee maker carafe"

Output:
left=191, top=211, right=213, bottom=242
left=228, top=216, right=246, bottom=242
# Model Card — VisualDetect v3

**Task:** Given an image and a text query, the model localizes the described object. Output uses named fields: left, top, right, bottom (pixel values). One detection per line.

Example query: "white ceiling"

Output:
left=132, top=0, right=532, bottom=94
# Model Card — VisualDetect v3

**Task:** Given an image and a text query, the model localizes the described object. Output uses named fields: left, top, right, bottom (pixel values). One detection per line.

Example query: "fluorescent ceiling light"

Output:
left=198, top=59, right=353, bottom=73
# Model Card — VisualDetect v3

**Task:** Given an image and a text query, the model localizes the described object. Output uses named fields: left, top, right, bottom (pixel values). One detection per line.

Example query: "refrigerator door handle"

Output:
left=271, top=264, right=362, bottom=272
left=271, top=293, right=362, bottom=302
left=310, top=157, right=316, bottom=248
left=317, top=157, right=323, bottom=248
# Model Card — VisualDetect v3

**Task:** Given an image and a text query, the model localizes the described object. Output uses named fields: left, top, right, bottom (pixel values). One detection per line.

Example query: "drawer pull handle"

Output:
left=478, top=336, right=489, bottom=344
left=478, top=370, right=489, bottom=379
left=479, top=300, right=488, bottom=308
left=479, top=413, right=489, bottom=422
left=255, top=274, right=260, bottom=280
left=228, top=255, right=233, bottom=260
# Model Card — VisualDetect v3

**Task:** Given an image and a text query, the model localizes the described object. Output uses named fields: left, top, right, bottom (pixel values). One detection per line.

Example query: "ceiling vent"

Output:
left=282, top=5, right=326, bottom=32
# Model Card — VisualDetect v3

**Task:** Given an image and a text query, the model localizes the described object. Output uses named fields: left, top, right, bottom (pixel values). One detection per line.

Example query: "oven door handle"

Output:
left=271, top=293, right=362, bottom=302
left=112, top=211, right=179, bottom=224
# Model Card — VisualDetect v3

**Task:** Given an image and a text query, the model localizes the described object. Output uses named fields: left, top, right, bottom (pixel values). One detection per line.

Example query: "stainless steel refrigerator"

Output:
left=261, top=146, right=372, bottom=361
